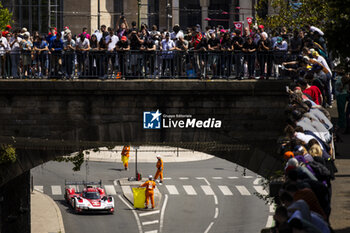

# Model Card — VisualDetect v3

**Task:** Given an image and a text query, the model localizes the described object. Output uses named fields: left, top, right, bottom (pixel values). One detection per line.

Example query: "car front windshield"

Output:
left=83, top=192, right=100, bottom=199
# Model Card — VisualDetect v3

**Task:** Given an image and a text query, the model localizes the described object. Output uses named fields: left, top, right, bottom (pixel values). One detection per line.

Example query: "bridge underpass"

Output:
left=0, top=80, right=289, bottom=232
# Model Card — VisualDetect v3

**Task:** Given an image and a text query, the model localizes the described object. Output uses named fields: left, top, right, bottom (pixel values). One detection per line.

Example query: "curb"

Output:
left=33, top=190, right=65, bottom=233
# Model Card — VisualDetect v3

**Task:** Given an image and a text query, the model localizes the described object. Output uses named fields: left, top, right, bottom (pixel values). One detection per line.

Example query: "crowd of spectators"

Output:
left=0, top=17, right=331, bottom=79
left=259, top=24, right=350, bottom=231
left=260, top=83, right=338, bottom=232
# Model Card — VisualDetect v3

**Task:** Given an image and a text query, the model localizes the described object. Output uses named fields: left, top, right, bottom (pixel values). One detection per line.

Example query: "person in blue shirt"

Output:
left=34, top=35, right=49, bottom=77
left=50, top=32, right=64, bottom=78
left=46, top=27, right=57, bottom=47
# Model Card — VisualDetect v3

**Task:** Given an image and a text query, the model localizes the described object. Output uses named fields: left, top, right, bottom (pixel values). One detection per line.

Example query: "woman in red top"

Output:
left=297, top=79, right=323, bottom=105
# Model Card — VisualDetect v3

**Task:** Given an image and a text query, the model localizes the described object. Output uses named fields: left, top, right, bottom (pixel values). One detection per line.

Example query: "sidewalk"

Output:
left=82, top=146, right=214, bottom=163
left=31, top=190, right=65, bottom=233
left=328, top=105, right=350, bottom=232
left=330, top=131, right=350, bottom=233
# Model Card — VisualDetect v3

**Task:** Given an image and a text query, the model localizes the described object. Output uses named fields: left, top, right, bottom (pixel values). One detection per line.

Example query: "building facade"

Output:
left=2, top=0, right=259, bottom=35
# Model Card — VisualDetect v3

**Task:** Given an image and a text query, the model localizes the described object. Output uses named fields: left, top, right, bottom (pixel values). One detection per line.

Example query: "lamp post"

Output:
left=166, top=2, right=171, bottom=31
left=137, top=0, right=141, bottom=30
left=97, top=0, right=101, bottom=30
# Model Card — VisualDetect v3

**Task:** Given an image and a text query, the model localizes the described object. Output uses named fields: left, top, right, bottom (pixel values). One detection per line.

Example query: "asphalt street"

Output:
left=31, top=157, right=271, bottom=233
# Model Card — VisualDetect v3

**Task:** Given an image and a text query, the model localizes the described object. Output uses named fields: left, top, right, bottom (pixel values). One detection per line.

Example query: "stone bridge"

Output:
left=0, top=79, right=288, bottom=232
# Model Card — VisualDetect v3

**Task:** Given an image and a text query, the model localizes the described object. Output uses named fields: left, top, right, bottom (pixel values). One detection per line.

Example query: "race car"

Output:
left=64, top=180, right=115, bottom=214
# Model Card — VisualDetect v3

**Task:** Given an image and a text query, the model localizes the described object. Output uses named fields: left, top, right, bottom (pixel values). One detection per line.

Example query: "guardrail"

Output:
left=0, top=50, right=296, bottom=79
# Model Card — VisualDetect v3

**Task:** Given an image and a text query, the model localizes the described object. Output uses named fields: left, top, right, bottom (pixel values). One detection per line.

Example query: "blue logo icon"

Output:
left=143, top=110, right=162, bottom=129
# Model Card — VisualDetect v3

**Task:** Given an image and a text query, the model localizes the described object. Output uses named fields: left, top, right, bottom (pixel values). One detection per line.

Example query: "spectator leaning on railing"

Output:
left=0, top=18, right=335, bottom=81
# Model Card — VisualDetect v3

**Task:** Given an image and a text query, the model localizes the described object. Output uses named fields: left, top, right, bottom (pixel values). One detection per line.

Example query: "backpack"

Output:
left=308, top=160, right=331, bottom=182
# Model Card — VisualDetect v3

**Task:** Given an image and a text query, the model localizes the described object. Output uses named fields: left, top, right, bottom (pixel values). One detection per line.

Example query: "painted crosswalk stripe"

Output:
left=227, top=176, right=238, bottom=179
left=183, top=185, right=197, bottom=195
left=212, top=177, right=223, bottom=179
left=121, top=186, right=132, bottom=195
left=163, top=177, right=172, bottom=180
left=165, top=185, right=179, bottom=195
left=243, top=176, right=253, bottom=178
left=179, top=177, right=189, bottom=180
left=51, top=185, right=62, bottom=195
left=34, top=185, right=43, bottom=193
left=144, top=231, right=158, bottom=233
left=269, top=204, right=275, bottom=213
left=253, top=178, right=262, bottom=185
left=235, top=186, right=251, bottom=196
left=254, top=186, right=268, bottom=195
left=139, top=210, right=160, bottom=217
left=142, top=220, right=159, bottom=226
left=201, top=185, right=215, bottom=195
left=266, top=215, right=274, bottom=227
left=104, top=185, right=117, bottom=195
left=218, top=185, right=233, bottom=196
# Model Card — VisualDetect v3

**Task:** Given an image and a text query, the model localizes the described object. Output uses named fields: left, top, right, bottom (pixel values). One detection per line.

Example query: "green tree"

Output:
left=324, top=0, right=350, bottom=64
left=256, top=0, right=330, bottom=31
left=0, top=2, right=12, bottom=30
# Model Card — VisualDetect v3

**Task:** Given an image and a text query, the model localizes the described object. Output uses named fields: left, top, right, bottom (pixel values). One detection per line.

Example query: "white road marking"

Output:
left=213, top=195, right=218, bottom=205
left=163, top=177, right=172, bottom=180
left=121, top=186, right=133, bottom=195
left=165, top=185, right=179, bottom=195
left=142, top=220, right=159, bottom=226
left=51, top=185, right=62, bottom=195
left=34, top=185, right=43, bottom=193
left=269, top=204, right=275, bottom=213
left=204, top=221, right=214, bottom=233
left=254, top=186, right=268, bottom=195
left=218, top=186, right=233, bottom=196
left=145, top=231, right=158, bottom=233
left=227, top=176, right=238, bottom=179
left=214, top=207, right=219, bottom=219
left=183, top=185, right=197, bottom=195
left=179, top=177, right=189, bottom=180
left=212, top=177, right=223, bottom=179
left=118, top=195, right=142, bottom=233
left=196, top=177, right=210, bottom=185
left=243, top=176, right=253, bottom=178
left=113, top=180, right=118, bottom=186
left=104, top=185, right=117, bottom=195
left=266, top=215, right=274, bottom=228
left=253, top=178, right=262, bottom=185
left=235, top=186, right=251, bottom=196
left=201, top=185, right=215, bottom=195
left=159, top=194, right=168, bottom=233
left=139, top=210, right=160, bottom=217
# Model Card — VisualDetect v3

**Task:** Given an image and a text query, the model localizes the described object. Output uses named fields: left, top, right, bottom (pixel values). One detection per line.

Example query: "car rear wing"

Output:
left=65, top=180, right=102, bottom=187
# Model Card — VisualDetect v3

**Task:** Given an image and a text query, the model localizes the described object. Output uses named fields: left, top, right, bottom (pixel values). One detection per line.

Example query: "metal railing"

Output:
left=0, top=50, right=296, bottom=79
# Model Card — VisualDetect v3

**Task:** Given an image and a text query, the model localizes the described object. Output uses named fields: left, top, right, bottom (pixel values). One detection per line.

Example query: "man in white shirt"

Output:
left=75, top=34, right=90, bottom=76
left=105, top=29, right=119, bottom=51
left=0, top=32, right=9, bottom=77
left=160, top=33, right=175, bottom=77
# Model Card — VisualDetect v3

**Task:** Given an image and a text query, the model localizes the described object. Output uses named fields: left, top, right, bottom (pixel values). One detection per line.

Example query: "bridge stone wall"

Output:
left=0, top=80, right=289, bottom=185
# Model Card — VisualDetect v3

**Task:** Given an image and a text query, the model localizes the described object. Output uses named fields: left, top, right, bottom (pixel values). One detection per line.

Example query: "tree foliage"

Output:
left=0, top=144, right=16, bottom=164
left=256, top=0, right=330, bottom=31
left=324, top=0, right=350, bottom=61
left=0, top=2, right=12, bottom=30
left=55, top=151, right=85, bottom=172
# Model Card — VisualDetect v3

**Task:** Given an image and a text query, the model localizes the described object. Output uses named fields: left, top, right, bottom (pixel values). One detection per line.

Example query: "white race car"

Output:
left=64, top=181, right=115, bottom=214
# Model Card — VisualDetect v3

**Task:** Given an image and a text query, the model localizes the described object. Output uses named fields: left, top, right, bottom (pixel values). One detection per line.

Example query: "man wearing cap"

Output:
left=116, top=36, right=130, bottom=77
left=139, top=175, right=156, bottom=209
left=154, top=155, right=164, bottom=183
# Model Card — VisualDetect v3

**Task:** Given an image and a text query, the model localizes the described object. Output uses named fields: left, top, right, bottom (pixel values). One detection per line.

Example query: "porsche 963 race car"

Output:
left=64, top=180, right=115, bottom=214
